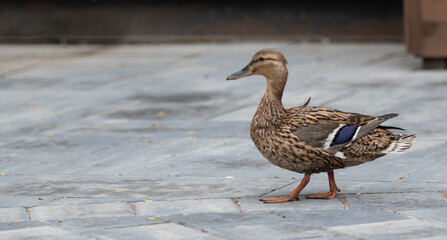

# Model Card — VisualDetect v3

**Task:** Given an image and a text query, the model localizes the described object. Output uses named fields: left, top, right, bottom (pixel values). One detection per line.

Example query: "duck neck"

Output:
left=265, top=68, right=288, bottom=102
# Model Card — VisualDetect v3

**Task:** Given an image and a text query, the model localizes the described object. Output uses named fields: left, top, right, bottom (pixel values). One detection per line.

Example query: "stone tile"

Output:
left=0, top=221, right=45, bottom=232
left=91, top=223, right=219, bottom=240
left=0, top=207, right=28, bottom=222
left=346, top=192, right=447, bottom=211
left=326, top=181, right=447, bottom=195
left=0, top=196, right=46, bottom=208
left=136, top=198, right=239, bottom=217
left=0, top=174, right=297, bottom=201
left=0, top=226, right=85, bottom=240
left=238, top=196, right=345, bottom=212
left=166, top=212, right=345, bottom=240
left=414, top=237, right=447, bottom=240
left=29, top=202, right=133, bottom=221
left=45, top=216, right=154, bottom=230
left=327, top=219, right=447, bottom=239
left=399, top=207, right=447, bottom=226
left=276, top=208, right=407, bottom=228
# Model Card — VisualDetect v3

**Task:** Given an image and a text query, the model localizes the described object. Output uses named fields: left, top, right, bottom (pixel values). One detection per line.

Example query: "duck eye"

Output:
left=259, top=57, right=266, bottom=61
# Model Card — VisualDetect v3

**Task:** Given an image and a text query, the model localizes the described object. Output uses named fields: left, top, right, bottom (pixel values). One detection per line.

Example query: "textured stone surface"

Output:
left=29, top=202, right=133, bottom=221
left=0, top=207, right=28, bottom=223
left=0, top=43, right=446, bottom=239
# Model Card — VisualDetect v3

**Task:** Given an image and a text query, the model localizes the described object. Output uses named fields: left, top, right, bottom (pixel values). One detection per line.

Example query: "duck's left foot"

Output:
left=260, top=196, right=298, bottom=203
left=306, top=170, right=340, bottom=199
left=305, top=189, right=338, bottom=199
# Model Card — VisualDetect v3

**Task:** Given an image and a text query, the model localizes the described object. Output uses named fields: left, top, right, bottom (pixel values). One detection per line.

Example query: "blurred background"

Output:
left=0, top=0, right=404, bottom=43
left=1, top=0, right=446, bottom=68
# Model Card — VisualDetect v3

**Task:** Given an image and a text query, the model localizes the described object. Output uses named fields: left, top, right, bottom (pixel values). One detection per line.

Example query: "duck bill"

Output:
left=226, top=65, right=253, bottom=80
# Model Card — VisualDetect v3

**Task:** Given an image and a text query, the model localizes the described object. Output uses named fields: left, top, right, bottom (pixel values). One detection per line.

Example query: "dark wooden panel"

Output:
left=420, top=0, right=447, bottom=57
left=405, top=0, right=447, bottom=58
left=405, top=0, right=422, bottom=55
left=0, top=0, right=403, bottom=43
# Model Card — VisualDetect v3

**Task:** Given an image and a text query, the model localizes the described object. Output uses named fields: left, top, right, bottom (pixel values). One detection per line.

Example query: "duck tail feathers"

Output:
left=377, top=113, right=399, bottom=121
left=383, top=134, right=416, bottom=154
left=378, top=125, right=406, bottom=131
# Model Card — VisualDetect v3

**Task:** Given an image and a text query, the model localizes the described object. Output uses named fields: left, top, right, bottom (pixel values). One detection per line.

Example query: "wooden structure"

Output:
left=0, top=0, right=402, bottom=43
left=405, top=0, right=447, bottom=69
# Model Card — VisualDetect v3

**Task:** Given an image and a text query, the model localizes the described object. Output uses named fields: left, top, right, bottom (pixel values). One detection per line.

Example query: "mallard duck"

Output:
left=227, top=49, right=416, bottom=203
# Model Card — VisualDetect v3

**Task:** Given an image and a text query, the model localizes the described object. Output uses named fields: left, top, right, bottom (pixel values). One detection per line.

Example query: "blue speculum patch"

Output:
left=332, top=125, right=358, bottom=145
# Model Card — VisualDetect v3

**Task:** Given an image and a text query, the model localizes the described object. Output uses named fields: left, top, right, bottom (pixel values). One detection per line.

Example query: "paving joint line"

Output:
left=25, top=207, right=32, bottom=220
left=338, top=194, right=349, bottom=210
left=396, top=158, right=443, bottom=181
left=232, top=198, right=243, bottom=212
left=129, top=203, right=137, bottom=216
left=382, top=208, right=447, bottom=228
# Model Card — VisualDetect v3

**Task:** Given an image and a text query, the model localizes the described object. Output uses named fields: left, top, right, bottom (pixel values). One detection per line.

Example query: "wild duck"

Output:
left=226, top=49, right=416, bottom=203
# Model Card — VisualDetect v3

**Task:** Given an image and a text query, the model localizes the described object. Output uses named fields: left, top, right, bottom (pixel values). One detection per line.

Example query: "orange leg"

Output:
left=261, top=173, right=311, bottom=203
left=306, top=170, right=340, bottom=199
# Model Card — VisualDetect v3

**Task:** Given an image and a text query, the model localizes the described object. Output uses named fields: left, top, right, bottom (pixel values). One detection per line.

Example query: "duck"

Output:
left=226, top=49, right=416, bottom=203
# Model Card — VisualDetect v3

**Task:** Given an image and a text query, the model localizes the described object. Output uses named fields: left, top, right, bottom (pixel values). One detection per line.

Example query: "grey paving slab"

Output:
left=0, top=207, right=28, bottom=222
left=346, top=192, right=447, bottom=211
left=415, top=237, right=447, bottom=240
left=327, top=219, right=447, bottom=240
left=1, top=42, right=447, bottom=239
left=274, top=208, right=407, bottom=228
left=136, top=198, right=239, bottom=217
left=399, top=207, right=447, bottom=226
left=0, top=225, right=86, bottom=240
left=166, top=212, right=346, bottom=240
left=29, top=202, right=133, bottom=221
left=89, top=222, right=221, bottom=240
left=0, top=221, right=45, bottom=232
left=238, top=196, right=345, bottom=212
left=43, top=216, right=155, bottom=231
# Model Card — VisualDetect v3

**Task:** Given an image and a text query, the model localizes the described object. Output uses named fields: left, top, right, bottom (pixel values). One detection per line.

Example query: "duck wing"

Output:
left=285, top=101, right=398, bottom=155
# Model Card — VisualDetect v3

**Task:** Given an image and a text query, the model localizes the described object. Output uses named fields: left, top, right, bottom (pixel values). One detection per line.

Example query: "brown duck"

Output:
left=227, top=49, right=416, bottom=203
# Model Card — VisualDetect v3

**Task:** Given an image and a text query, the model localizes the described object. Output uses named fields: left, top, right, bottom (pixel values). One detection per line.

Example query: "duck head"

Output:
left=226, top=49, right=288, bottom=81
left=227, top=49, right=288, bottom=100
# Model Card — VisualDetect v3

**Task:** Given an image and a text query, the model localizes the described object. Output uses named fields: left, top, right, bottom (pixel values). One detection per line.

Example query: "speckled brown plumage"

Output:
left=227, top=49, right=416, bottom=203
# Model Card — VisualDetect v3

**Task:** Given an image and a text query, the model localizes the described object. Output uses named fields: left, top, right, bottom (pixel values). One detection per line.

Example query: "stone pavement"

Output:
left=0, top=42, right=446, bottom=239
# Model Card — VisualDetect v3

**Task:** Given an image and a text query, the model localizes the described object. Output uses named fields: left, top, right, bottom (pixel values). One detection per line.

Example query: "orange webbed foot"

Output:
left=305, top=190, right=337, bottom=199
left=306, top=170, right=340, bottom=199
left=260, top=173, right=311, bottom=204
left=260, top=196, right=298, bottom=203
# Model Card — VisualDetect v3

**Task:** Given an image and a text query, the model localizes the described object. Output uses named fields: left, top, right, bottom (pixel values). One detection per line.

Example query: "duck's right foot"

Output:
left=260, top=173, right=312, bottom=204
